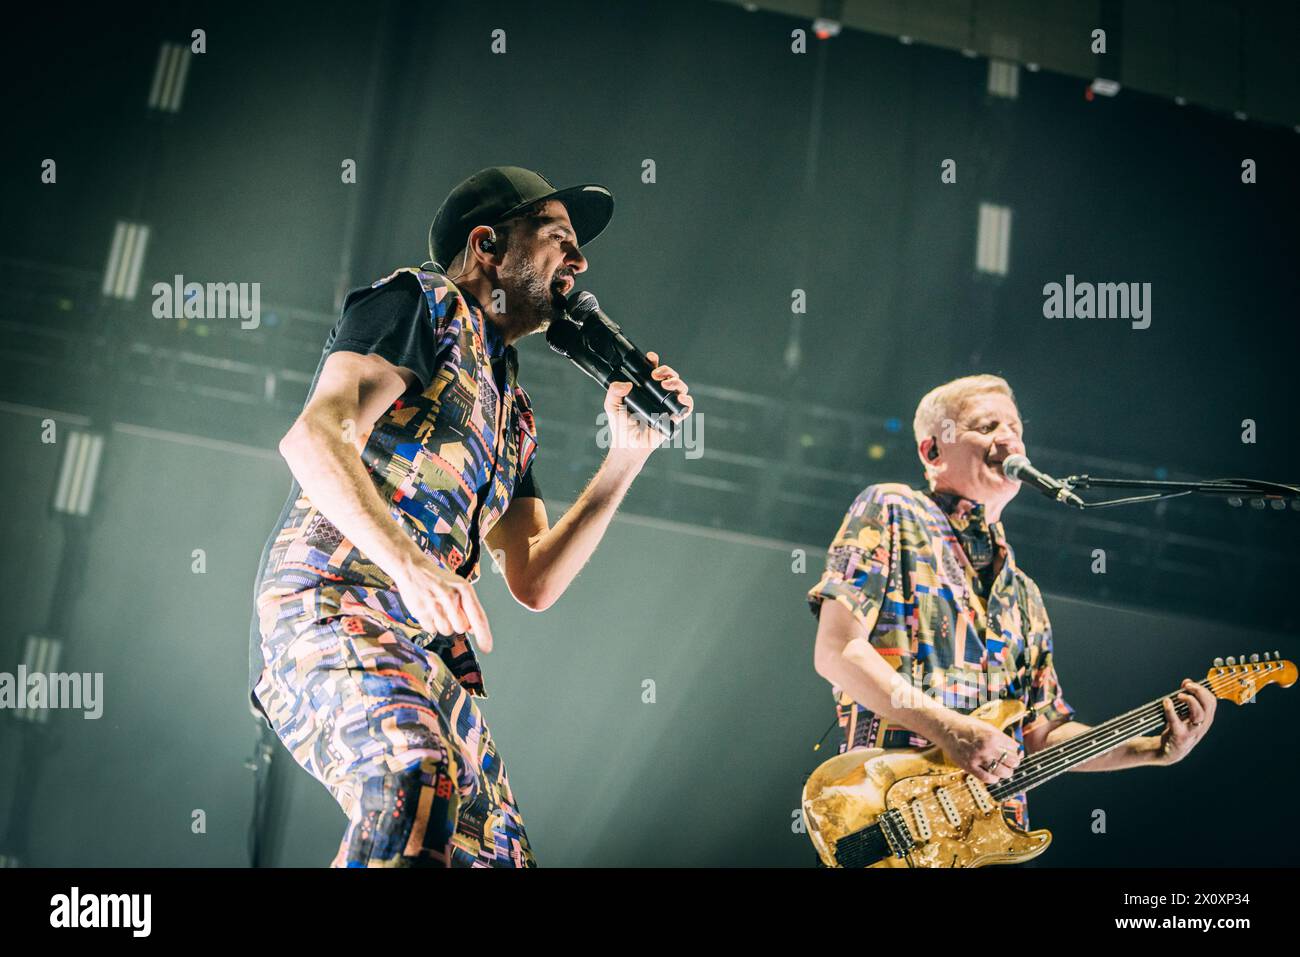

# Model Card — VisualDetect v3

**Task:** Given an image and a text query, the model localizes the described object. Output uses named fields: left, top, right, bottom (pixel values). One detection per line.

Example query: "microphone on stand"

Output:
left=545, top=289, right=686, bottom=438
left=1001, top=454, right=1085, bottom=508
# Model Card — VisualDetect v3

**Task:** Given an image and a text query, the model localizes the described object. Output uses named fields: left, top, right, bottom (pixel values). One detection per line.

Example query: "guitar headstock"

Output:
left=1207, top=652, right=1296, bottom=704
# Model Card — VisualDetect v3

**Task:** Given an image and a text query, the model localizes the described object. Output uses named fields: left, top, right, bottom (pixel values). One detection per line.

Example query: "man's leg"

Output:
left=256, top=609, right=534, bottom=867
left=256, top=611, right=464, bottom=866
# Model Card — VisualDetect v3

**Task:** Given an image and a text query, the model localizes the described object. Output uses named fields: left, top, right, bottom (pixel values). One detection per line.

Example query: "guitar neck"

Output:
left=987, top=677, right=1207, bottom=802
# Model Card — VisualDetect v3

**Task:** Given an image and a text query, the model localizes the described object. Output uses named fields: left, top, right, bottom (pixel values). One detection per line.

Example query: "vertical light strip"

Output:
left=102, top=222, right=149, bottom=300
left=52, top=430, right=83, bottom=512
left=122, top=224, right=149, bottom=299
left=101, top=222, right=127, bottom=296
left=160, top=43, right=182, bottom=110
left=169, top=45, right=192, bottom=112
left=148, top=42, right=191, bottom=112
left=76, top=433, right=105, bottom=516
left=115, top=223, right=138, bottom=298
left=18, top=635, right=62, bottom=723
left=995, top=206, right=1013, bottom=275
left=53, top=431, right=105, bottom=516
left=976, top=203, right=1012, bottom=276
left=65, top=431, right=91, bottom=514
left=987, top=59, right=1020, bottom=99
left=147, top=42, right=171, bottom=109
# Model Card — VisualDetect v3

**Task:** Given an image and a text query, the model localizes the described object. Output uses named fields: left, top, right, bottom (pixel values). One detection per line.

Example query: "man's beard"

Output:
left=496, top=255, right=569, bottom=340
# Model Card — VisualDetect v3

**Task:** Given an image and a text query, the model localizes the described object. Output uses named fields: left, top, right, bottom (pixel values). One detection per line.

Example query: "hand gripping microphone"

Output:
left=545, top=289, right=687, bottom=438
left=1001, top=454, right=1085, bottom=508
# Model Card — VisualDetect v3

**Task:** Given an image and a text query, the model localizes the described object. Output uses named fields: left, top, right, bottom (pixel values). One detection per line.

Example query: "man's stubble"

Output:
left=495, top=252, right=569, bottom=341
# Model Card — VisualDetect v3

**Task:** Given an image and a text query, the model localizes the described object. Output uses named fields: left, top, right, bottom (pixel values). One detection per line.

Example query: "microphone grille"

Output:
left=1001, top=454, right=1030, bottom=479
left=567, top=289, right=600, bottom=318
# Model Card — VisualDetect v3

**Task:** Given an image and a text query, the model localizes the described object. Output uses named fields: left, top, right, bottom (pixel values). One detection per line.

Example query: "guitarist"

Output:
left=807, top=374, right=1216, bottom=831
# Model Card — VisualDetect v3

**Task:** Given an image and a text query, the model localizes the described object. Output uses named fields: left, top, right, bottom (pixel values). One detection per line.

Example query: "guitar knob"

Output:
left=1276, top=650, right=1282, bottom=659
left=1263, top=652, right=1271, bottom=661
left=1213, top=657, right=1225, bottom=668
left=1250, top=654, right=1259, bottom=663
left=1226, top=657, right=1236, bottom=666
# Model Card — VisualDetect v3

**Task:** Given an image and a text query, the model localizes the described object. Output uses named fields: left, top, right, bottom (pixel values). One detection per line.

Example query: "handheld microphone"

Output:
left=1001, top=454, right=1085, bottom=508
left=545, top=290, right=686, bottom=438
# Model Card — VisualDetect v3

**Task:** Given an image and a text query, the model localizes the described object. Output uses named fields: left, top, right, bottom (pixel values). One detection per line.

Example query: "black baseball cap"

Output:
left=427, top=166, right=614, bottom=269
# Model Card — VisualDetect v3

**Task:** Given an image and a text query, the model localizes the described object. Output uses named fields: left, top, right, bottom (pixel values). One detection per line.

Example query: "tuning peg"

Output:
left=1226, top=656, right=1236, bottom=666
left=1213, top=657, right=1225, bottom=668
left=1250, top=653, right=1259, bottom=663
left=1276, top=650, right=1282, bottom=658
left=1263, top=652, right=1271, bottom=661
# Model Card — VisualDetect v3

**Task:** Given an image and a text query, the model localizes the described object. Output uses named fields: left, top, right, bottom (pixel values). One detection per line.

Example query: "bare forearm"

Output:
left=524, top=450, right=645, bottom=606
left=814, top=605, right=962, bottom=746
left=1048, top=721, right=1165, bottom=771
left=279, top=417, right=425, bottom=583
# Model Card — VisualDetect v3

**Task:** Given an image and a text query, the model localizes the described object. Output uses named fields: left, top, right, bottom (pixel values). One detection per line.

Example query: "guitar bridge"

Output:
left=878, top=807, right=916, bottom=858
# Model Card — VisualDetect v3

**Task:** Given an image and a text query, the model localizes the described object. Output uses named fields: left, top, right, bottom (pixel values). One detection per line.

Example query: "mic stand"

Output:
left=1061, top=474, right=1300, bottom=510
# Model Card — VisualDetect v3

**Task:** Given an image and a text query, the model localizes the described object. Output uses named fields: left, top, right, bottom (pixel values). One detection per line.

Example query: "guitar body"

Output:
left=802, top=698, right=1051, bottom=868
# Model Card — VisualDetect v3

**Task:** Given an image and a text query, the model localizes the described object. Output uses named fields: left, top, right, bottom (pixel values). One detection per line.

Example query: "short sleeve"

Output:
left=806, top=486, right=897, bottom=643
left=1021, top=581, right=1078, bottom=730
left=328, top=271, right=437, bottom=390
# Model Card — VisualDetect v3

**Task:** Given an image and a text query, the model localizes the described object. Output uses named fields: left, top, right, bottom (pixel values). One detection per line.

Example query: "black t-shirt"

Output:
left=327, top=270, right=542, bottom=502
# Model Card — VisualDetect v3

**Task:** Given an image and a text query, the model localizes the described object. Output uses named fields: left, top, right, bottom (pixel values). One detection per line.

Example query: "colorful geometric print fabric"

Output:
left=806, top=483, right=1077, bottom=829
left=253, top=267, right=539, bottom=709
left=253, top=597, right=535, bottom=867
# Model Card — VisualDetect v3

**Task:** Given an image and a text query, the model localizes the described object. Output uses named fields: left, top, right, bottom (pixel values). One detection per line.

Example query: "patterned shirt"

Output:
left=806, top=483, right=1077, bottom=828
left=248, top=268, right=539, bottom=728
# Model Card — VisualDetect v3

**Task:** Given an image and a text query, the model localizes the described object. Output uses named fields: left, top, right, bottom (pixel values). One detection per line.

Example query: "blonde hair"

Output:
left=912, top=374, right=1017, bottom=486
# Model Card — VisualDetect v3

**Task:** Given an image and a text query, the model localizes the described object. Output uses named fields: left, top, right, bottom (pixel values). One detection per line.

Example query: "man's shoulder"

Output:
left=852, top=482, right=932, bottom=513
left=341, top=267, right=428, bottom=313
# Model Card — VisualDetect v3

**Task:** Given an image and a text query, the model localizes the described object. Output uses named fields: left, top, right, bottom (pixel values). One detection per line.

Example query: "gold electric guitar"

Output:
left=802, top=653, right=1295, bottom=868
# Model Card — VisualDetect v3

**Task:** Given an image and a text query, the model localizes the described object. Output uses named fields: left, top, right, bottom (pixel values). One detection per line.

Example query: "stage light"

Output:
left=51, top=430, right=105, bottom=517
left=812, top=18, right=841, bottom=39
left=15, top=635, right=63, bottom=724
left=868, top=444, right=886, bottom=460
left=987, top=59, right=1019, bottom=99
left=884, top=417, right=901, bottom=433
left=101, top=221, right=150, bottom=300
left=1089, top=78, right=1121, bottom=97
left=975, top=202, right=1013, bottom=276
left=148, top=41, right=191, bottom=112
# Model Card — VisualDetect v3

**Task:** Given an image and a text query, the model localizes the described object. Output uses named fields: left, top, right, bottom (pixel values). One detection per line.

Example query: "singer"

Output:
left=806, top=374, right=1215, bottom=833
left=248, top=166, right=692, bottom=867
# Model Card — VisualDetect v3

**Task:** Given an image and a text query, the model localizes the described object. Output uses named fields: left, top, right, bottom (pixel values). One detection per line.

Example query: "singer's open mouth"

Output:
left=554, top=275, right=574, bottom=297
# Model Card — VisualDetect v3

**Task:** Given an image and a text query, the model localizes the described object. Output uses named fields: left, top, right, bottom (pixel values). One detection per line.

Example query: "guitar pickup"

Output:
left=965, top=776, right=995, bottom=815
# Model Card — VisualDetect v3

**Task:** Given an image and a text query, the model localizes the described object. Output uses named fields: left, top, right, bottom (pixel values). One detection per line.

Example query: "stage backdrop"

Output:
left=0, top=404, right=1295, bottom=867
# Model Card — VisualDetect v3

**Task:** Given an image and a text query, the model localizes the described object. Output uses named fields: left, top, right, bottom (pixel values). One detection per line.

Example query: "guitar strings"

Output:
left=864, top=666, right=1277, bottom=843
left=879, top=676, right=1212, bottom=836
